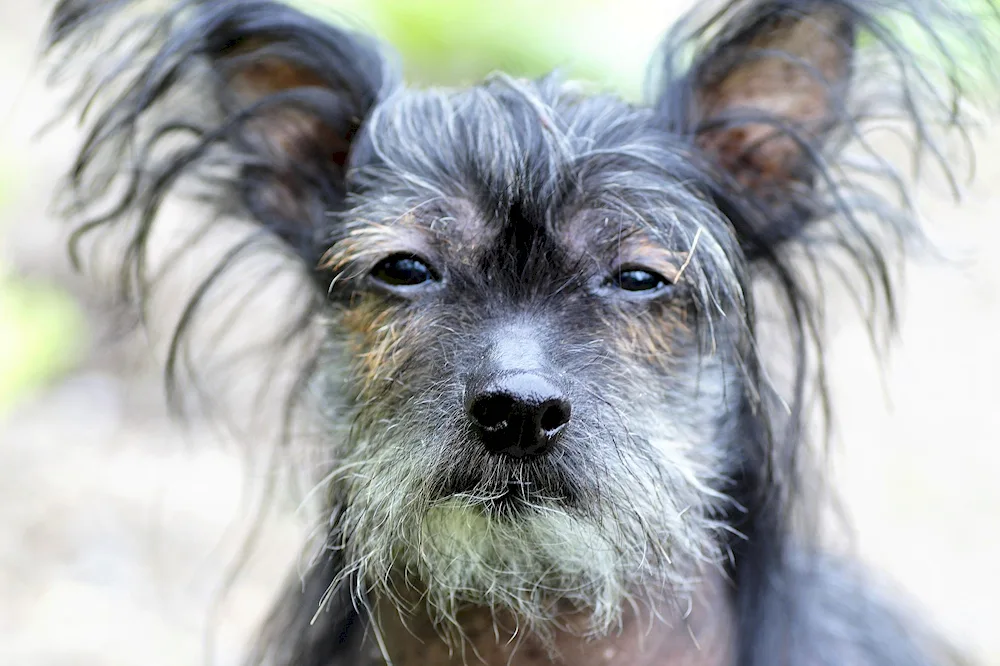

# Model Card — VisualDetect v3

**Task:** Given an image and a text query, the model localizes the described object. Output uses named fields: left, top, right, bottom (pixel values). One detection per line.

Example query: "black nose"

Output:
left=465, top=371, right=571, bottom=458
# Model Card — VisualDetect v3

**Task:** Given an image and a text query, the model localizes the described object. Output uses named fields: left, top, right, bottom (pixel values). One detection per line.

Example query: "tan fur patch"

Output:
left=340, top=296, right=411, bottom=399
left=608, top=303, right=693, bottom=369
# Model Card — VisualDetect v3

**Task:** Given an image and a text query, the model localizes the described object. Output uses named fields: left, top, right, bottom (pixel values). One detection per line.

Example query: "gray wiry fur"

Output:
left=312, top=79, right=755, bottom=645
left=43, top=0, right=998, bottom=664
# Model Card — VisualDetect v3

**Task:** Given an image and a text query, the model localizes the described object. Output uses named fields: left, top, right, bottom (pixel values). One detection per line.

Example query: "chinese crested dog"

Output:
left=44, top=0, right=997, bottom=664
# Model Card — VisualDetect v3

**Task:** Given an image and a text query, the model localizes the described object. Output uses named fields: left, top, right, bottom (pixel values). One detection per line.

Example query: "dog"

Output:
left=44, top=0, right=997, bottom=664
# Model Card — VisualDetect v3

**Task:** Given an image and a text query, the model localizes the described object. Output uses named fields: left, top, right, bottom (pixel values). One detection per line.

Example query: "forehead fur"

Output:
left=329, top=74, right=746, bottom=310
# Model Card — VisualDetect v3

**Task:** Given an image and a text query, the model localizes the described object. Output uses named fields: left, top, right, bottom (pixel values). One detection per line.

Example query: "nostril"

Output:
left=466, top=370, right=570, bottom=457
left=470, top=393, right=515, bottom=431
left=538, top=398, right=571, bottom=434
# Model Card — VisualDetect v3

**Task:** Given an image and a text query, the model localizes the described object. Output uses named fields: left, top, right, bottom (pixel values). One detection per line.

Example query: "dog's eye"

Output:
left=370, top=254, right=437, bottom=287
left=612, top=267, right=670, bottom=293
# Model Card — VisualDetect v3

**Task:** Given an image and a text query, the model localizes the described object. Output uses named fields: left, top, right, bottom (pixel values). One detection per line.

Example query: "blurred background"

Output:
left=0, top=1, right=998, bottom=665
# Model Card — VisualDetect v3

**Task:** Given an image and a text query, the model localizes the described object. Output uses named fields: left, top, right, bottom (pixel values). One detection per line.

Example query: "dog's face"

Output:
left=52, top=0, right=963, bottom=637
left=315, top=83, right=749, bottom=628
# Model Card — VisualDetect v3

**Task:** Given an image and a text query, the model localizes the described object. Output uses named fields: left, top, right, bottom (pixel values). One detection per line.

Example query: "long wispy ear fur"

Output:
left=45, top=6, right=396, bottom=660
left=47, top=0, right=396, bottom=276
left=658, top=0, right=997, bottom=254
left=654, top=0, right=997, bottom=500
left=45, top=0, right=399, bottom=419
left=652, top=3, right=997, bottom=663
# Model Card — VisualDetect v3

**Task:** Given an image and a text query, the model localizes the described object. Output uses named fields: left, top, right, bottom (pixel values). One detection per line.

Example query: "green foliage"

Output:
left=0, top=169, right=84, bottom=415
left=0, top=275, right=85, bottom=414
left=857, top=0, right=1000, bottom=93
left=289, top=0, right=641, bottom=91
left=364, top=0, right=607, bottom=85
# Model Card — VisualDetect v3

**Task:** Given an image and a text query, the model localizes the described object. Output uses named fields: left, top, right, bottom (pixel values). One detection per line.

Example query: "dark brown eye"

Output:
left=612, top=267, right=670, bottom=293
left=370, top=254, right=437, bottom=287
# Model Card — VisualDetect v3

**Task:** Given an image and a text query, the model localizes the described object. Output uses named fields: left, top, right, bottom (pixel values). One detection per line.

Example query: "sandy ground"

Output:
left=1, top=2, right=998, bottom=666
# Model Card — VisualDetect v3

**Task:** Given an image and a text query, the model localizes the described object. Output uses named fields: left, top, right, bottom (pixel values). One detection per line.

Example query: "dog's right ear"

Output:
left=48, top=0, right=394, bottom=267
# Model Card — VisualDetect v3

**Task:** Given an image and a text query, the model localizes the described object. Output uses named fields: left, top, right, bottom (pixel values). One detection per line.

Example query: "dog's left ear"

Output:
left=660, top=0, right=855, bottom=253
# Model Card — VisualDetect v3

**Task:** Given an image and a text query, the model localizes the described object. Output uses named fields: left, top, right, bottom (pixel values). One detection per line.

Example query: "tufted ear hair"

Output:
left=688, top=0, right=854, bottom=248
left=654, top=0, right=996, bottom=259
left=48, top=0, right=395, bottom=268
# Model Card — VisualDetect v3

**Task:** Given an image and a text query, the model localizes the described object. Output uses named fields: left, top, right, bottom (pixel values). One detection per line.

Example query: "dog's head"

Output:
left=49, top=0, right=990, bottom=637
left=318, top=74, right=755, bottom=630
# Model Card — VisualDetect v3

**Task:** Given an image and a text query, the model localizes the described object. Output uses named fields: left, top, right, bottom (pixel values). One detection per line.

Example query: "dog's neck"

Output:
left=362, top=572, right=734, bottom=666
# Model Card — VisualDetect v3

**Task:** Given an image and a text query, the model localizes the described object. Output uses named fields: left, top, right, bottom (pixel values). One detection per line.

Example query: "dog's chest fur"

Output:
left=358, top=578, right=734, bottom=666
